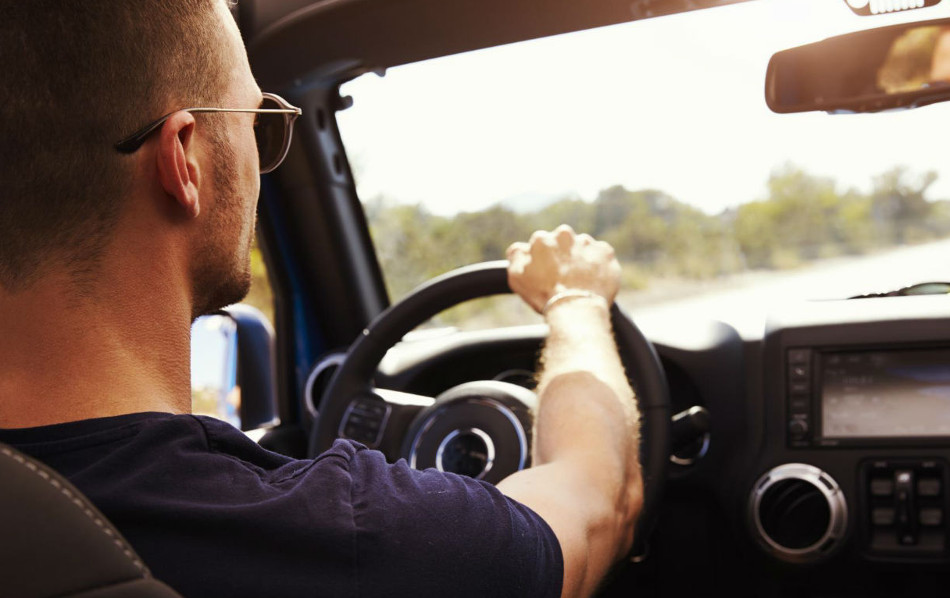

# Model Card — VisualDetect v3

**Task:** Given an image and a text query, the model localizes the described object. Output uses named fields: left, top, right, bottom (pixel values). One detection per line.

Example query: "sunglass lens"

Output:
left=255, top=97, right=285, bottom=173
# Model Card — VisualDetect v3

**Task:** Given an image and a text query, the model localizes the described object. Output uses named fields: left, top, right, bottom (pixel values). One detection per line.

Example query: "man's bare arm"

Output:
left=497, top=225, right=643, bottom=598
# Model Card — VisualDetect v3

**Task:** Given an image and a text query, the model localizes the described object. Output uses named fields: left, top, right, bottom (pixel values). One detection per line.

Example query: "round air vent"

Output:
left=750, top=463, right=847, bottom=563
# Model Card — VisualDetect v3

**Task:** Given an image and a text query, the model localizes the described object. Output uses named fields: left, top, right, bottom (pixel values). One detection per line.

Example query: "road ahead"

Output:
left=623, top=238, right=950, bottom=339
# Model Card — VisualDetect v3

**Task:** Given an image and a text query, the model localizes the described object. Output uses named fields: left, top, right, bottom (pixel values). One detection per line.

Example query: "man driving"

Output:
left=0, top=1, right=643, bottom=596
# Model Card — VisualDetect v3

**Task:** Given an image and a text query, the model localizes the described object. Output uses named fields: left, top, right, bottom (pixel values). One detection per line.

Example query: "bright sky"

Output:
left=337, top=0, right=950, bottom=216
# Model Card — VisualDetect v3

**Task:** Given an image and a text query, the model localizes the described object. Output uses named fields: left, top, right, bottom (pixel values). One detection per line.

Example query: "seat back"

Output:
left=0, top=442, right=182, bottom=598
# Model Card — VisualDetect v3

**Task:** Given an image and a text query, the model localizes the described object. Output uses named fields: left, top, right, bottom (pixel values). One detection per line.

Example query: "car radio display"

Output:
left=821, top=348, right=950, bottom=438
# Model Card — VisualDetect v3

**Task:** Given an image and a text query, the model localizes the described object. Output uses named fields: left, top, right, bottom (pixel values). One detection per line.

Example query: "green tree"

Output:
left=453, top=205, right=532, bottom=264
left=534, top=196, right=596, bottom=234
left=735, top=165, right=844, bottom=267
left=870, top=166, right=938, bottom=243
left=362, top=164, right=946, bottom=318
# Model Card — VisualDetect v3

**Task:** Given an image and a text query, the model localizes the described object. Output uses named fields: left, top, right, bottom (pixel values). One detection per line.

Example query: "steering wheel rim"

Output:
left=310, top=260, right=670, bottom=557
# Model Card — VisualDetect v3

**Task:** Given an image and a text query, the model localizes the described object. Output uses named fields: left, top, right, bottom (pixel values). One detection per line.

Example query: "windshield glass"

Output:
left=337, top=0, right=950, bottom=336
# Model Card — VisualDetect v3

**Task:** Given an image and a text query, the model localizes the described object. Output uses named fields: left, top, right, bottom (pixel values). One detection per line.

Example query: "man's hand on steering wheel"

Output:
left=498, top=226, right=645, bottom=598
left=506, top=224, right=620, bottom=313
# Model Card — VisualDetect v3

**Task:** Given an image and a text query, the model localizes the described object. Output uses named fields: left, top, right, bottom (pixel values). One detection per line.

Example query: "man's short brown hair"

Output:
left=0, top=0, right=235, bottom=292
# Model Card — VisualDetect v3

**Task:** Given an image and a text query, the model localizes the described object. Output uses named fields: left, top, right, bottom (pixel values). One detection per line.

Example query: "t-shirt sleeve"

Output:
left=345, top=443, right=563, bottom=598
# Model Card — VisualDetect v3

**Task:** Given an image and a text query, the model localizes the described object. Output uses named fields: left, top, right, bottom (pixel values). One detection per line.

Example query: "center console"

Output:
left=749, top=296, right=950, bottom=564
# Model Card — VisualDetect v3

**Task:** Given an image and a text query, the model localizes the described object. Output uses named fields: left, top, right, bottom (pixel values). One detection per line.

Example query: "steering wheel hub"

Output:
left=436, top=428, right=493, bottom=479
left=404, top=380, right=535, bottom=484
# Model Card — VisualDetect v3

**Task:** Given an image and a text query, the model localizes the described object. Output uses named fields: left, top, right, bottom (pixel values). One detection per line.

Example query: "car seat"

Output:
left=0, top=442, right=182, bottom=597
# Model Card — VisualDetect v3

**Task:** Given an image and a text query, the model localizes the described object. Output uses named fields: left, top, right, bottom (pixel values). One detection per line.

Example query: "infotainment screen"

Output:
left=821, top=348, right=950, bottom=438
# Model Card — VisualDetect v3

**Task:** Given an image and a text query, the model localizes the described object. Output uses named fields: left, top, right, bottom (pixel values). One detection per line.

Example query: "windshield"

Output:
left=337, top=0, right=950, bottom=336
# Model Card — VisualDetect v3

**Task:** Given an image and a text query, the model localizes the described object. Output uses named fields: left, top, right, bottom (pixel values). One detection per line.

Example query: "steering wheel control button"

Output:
left=339, top=397, right=391, bottom=448
left=862, top=459, right=949, bottom=558
left=750, top=464, right=848, bottom=563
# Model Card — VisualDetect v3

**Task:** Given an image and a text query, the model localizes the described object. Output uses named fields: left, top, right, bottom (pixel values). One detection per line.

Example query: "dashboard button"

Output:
left=918, top=530, right=947, bottom=551
left=895, top=470, right=918, bottom=545
left=789, top=396, right=809, bottom=413
left=788, top=349, right=810, bottom=364
left=788, top=364, right=809, bottom=380
left=788, top=380, right=810, bottom=394
left=788, top=418, right=809, bottom=437
left=872, top=508, right=895, bottom=526
left=870, top=478, right=894, bottom=496
left=918, top=478, right=942, bottom=497
left=920, top=508, right=943, bottom=527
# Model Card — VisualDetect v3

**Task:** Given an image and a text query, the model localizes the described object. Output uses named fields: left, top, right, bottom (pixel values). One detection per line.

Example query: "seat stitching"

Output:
left=1, top=447, right=147, bottom=574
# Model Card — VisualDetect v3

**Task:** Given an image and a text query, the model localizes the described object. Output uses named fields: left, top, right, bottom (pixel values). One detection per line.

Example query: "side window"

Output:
left=191, top=233, right=274, bottom=425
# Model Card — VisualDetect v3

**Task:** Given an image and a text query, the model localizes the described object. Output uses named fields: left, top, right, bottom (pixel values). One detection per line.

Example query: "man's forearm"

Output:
left=534, top=296, right=641, bottom=526
left=537, top=296, right=637, bottom=435
left=500, top=226, right=644, bottom=597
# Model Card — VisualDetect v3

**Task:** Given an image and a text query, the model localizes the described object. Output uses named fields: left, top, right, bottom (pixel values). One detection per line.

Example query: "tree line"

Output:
left=364, top=164, right=950, bottom=299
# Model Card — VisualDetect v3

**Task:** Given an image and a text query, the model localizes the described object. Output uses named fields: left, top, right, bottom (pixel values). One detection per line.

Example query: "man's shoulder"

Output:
left=344, top=451, right=564, bottom=597
left=1, top=413, right=563, bottom=597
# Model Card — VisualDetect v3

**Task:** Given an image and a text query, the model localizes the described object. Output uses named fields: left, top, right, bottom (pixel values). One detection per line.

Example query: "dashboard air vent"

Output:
left=750, top=463, right=848, bottom=563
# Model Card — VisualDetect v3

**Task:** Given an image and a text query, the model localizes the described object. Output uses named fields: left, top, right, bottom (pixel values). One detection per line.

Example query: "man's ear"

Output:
left=156, top=111, right=201, bottom=218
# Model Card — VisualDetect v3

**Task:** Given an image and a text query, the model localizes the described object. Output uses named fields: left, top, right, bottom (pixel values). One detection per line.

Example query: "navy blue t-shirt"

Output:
left=0, top=412, right=563, bottom=598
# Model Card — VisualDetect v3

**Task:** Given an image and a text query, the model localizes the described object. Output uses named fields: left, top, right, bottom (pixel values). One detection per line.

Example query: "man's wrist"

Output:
left=542, top=290, right=611, bottom=316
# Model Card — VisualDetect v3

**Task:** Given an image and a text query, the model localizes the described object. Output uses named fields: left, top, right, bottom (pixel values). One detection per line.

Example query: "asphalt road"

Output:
left=623, top=238, right=950, bottom=339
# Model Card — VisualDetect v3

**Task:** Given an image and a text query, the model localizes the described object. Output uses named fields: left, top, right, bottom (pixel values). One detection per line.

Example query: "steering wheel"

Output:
left=309, top=260, right=670, bottom=558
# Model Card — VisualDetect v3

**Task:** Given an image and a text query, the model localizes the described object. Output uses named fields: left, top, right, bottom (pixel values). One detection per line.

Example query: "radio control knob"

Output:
left=789, top=419, right=809, bottom=437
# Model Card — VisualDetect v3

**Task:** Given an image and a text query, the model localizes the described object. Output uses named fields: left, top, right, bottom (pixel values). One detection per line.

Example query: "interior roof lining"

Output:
left=242, top=0, right=754, bottom=89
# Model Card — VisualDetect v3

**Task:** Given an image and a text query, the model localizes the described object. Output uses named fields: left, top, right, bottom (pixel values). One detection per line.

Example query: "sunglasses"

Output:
left=114, top=92, right=302, bottom=174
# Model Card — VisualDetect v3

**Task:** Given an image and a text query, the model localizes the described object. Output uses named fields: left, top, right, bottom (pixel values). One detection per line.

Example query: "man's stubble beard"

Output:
left=190, top=129, right=255, bottom=321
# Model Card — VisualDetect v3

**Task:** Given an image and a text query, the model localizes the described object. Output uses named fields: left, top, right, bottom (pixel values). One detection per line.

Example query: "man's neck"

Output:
left=0, top=266, right=193, bottom=429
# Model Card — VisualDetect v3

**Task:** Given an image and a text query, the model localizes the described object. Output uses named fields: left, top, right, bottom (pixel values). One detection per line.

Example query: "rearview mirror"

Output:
left=767, top=19, right=950, bottom=113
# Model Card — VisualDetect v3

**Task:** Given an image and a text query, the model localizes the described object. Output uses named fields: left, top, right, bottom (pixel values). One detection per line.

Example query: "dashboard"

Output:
left=306, top=293, right=950, bottom=596
left=751, top=295, right=950, bottom=592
